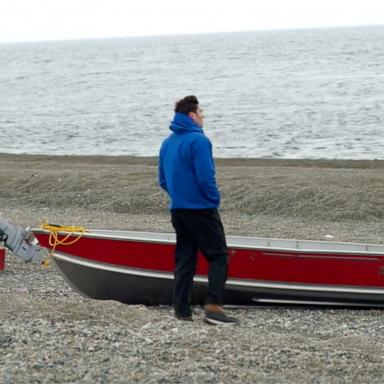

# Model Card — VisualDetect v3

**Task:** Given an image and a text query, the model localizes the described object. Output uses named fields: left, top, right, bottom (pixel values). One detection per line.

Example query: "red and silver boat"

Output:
left=33, top=229, right=384, bottom=307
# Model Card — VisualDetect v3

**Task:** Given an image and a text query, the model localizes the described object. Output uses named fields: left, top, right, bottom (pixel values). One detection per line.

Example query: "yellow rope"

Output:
left=40, top=222, right=88, bottom=266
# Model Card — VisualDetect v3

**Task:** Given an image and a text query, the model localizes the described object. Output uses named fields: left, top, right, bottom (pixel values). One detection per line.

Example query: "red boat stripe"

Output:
left=53, top=251, right=384, bottom=295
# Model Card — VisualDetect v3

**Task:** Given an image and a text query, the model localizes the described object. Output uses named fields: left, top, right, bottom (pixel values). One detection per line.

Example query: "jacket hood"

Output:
left=170, top=112, right=202, bottom=134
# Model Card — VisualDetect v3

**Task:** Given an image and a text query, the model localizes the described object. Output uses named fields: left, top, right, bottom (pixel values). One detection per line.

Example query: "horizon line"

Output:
left=1, top=23, right=383, bottom=45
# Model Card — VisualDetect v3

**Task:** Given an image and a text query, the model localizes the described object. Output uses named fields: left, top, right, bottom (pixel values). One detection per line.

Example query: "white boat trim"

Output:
left=253, top=298, right=384, bottom=307
left=53, top=251, right=384, bottom=296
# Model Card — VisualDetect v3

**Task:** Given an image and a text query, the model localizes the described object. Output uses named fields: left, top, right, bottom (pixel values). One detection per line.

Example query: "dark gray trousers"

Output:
left=171, top=209, right=228, bottom=317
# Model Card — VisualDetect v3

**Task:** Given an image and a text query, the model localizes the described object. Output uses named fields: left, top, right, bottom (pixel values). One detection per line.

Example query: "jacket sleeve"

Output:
left=158, top=145, right=168, bottom=192
left=191, top=136, right=220, bottom=205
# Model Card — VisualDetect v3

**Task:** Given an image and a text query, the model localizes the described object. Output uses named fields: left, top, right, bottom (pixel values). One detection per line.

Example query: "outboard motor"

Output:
left=0, top=216, right=47, bottom=264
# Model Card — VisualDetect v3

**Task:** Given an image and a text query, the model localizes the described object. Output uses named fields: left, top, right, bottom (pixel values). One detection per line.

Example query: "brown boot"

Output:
left=204, top=304, right=239, bottom=325
left=204, top=304, right=225, bottom=313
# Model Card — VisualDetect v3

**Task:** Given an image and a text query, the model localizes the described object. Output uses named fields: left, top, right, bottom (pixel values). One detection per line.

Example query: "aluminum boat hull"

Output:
left=33, top=230, right=384, bottom=307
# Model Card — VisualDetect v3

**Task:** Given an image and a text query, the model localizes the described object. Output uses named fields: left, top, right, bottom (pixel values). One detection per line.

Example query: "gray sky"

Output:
left=0, top=0, right=383, bottom=43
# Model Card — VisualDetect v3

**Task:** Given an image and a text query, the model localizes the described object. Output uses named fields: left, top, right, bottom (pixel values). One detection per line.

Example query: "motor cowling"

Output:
left=0, top=216, right=47, bottom=264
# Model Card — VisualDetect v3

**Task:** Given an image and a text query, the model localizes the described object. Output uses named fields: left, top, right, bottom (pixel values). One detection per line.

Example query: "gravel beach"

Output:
left=1, top=154, right=384, bottom=383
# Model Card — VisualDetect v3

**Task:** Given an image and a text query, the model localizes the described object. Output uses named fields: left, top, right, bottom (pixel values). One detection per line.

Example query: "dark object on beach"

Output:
left=33, top=229, right=384, bottom=307
left=0, top=247, right=5, bottom=271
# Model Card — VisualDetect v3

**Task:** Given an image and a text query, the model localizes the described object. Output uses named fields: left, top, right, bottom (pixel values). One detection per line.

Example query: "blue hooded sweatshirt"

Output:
left=159, top=112, right=220, bottom=209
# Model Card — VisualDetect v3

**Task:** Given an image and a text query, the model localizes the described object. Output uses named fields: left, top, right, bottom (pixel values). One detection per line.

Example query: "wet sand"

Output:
left=1, top=154, right=384, bottom=383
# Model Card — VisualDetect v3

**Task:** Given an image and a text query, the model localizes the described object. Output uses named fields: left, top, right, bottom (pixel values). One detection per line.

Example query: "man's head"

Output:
left=175, top=95, right=204, bottom=127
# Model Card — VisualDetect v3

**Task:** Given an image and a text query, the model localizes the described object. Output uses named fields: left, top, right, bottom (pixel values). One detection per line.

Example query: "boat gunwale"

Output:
left=33, top=229, right=384, bottom=257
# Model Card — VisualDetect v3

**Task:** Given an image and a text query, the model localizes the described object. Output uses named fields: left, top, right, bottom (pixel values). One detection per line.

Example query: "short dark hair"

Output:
left=175, top=95, right=199, bottom=115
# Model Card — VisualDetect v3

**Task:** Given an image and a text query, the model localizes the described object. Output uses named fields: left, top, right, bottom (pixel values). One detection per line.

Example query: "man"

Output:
left=159, top=95, right=238, bottom=325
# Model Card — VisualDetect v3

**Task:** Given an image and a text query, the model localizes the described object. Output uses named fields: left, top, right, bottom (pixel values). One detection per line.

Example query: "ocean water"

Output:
left=0, top=26, right=383, bottom=159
